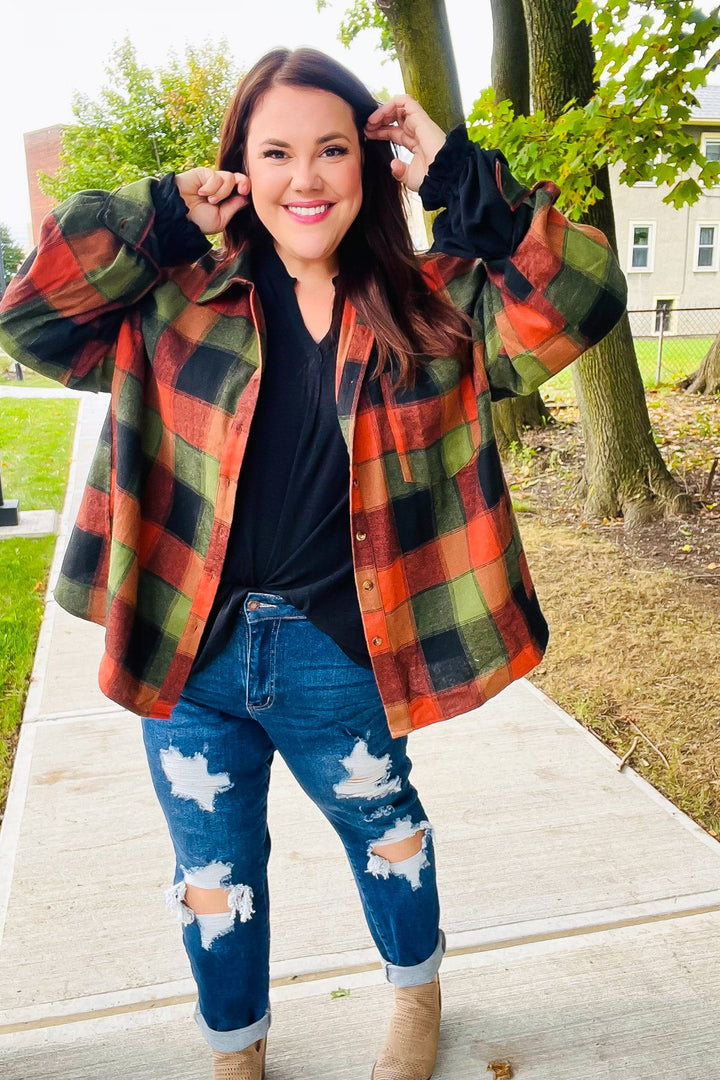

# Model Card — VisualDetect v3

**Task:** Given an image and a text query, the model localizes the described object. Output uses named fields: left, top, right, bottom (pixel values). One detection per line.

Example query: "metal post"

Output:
left=0, top=231, right=21, bottom=525
left=655, top=318, right=665, bottom=387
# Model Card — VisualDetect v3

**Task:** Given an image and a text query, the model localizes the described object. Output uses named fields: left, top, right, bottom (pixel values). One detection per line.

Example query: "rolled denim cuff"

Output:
left=194, top=1004, right=271, bottom=1051
left=383, top=929, right=446, bottom=988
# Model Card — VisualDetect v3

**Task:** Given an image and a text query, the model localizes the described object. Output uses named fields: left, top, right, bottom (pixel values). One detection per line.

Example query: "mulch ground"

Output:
left=513, top=388, right=720, bottom=602
left=504, top=387, right=720, bottom=838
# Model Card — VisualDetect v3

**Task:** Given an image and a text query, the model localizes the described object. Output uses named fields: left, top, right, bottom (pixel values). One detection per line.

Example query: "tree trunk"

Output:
left=490, top=0, right=530, bottom=113
left=684, top=333, right=720, bottom=395
left=522, top=0, right=693, bottom=522
left=378, top=0, right=464, bottom=131
left=492, top=393, right=554, bottom=455
left=489, top=0, right=551, bottom=452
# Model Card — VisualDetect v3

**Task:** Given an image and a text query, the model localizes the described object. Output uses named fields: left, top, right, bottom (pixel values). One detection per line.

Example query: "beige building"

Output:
left=611, top=85, right=720, bottom=337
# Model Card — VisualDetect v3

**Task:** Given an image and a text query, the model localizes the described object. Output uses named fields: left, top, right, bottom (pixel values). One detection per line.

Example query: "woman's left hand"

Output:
left=364, top=96, right=446, bottom=192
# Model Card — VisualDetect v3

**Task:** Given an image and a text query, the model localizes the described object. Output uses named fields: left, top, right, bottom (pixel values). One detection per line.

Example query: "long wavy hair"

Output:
left=217, top=48, right=471, bottom=385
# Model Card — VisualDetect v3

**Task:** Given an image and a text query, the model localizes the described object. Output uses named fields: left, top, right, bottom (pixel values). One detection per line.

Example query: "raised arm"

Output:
left=0, top=169, right=249, bottom=393
left=365, top=101, right=627, bottom=398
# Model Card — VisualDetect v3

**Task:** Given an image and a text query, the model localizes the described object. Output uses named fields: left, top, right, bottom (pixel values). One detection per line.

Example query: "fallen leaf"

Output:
left=488, top=1062, right=513, bottom=1079
left=330, top=987, right=350, bottom=999
left=708, top=563, right=719, bottom=570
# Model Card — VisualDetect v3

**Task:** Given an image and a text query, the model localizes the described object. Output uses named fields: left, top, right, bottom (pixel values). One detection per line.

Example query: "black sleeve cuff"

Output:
left=151, top=173, right=212, bottom=267
left=419, top=125, right=532, bottom=261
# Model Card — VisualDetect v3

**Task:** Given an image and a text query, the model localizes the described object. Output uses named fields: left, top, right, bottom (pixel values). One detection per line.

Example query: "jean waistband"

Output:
left=243, top=592, right=307, bottom=620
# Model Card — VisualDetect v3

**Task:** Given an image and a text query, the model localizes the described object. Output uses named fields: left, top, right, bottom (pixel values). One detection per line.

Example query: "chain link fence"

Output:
left=628, top=307, right=720, bottom=387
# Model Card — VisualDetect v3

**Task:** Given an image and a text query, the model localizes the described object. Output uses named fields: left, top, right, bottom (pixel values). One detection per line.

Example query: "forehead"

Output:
left=247, top=84, right=358, bottom=142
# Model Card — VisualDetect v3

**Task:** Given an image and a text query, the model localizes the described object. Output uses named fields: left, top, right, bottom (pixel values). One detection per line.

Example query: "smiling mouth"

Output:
left=283, top=203, right=333, bottom=222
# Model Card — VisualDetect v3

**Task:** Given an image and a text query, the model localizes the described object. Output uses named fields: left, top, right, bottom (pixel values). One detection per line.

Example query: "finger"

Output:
left=234, top=172, right=251, bottom=197
left=366, top=94, right=418, bottom=127
left=198, top=171, right=236, bottom=203
left=216, top=193, right=249, bottom=226
left=365, top=124, right=417, bottom=152
left=389, top=157, right=408, bottom=184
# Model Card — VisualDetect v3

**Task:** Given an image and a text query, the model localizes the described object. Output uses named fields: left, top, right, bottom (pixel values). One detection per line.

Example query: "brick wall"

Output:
left=24, top=126, right=65, bottom=245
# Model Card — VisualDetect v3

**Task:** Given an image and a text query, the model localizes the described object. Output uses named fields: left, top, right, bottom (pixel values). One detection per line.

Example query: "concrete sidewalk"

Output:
left=1, top=392, right=719, bottom=1078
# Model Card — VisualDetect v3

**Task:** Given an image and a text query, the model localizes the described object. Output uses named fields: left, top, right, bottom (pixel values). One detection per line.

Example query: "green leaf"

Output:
left=39, top=37, right=241, bottom=202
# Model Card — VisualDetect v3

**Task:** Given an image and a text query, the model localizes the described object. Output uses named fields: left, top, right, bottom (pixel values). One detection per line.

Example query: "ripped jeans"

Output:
left=142, top=593, right=442, bottom=1053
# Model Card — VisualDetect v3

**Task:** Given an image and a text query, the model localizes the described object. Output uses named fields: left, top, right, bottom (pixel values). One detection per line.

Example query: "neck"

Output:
left=273, top=243, right=338, bottom=287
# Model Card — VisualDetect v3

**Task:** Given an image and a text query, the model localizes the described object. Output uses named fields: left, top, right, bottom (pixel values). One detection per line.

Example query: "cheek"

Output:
left=246, top=167, right=281, bottom=212
left=342, top=163, right=363, bottom=212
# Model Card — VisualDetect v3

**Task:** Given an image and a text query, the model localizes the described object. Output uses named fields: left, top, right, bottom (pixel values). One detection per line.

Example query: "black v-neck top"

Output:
left=192, top=243, right=371, bottom=670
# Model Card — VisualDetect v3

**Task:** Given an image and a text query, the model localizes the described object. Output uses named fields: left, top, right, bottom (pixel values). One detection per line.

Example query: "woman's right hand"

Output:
left=175, top=168, right=251, bottom=234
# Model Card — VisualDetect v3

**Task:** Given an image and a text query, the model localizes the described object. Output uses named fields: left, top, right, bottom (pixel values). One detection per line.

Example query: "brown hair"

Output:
left=217, top=48, right=471, bottom=385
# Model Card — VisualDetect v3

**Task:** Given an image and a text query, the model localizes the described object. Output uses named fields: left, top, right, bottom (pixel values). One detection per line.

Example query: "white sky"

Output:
left=1, top=0, right=494, bottom=245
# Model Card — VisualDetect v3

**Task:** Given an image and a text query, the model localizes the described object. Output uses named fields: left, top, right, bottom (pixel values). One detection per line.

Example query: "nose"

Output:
left=290, top=157, right=323, bottom=192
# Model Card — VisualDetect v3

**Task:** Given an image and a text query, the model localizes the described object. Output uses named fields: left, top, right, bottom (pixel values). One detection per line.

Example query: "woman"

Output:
left=0, top=47, right=626, bottom=1080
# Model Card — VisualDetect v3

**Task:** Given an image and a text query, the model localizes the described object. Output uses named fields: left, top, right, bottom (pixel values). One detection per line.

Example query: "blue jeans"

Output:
left=142, top=593, right=442, bottom=1052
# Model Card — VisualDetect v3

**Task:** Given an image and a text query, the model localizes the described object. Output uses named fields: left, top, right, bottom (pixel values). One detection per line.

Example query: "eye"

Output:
left=262, top=149, right=287, bottom=160
left=322, top=145, right=349, bottom=158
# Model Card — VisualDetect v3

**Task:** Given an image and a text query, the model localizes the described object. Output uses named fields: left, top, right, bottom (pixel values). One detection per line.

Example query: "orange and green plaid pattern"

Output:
left=0, top=169, right=626, bottom=732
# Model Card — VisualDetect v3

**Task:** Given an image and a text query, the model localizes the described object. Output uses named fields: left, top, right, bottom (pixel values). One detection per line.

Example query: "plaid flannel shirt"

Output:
left=0, top=162, right=626, bottom=735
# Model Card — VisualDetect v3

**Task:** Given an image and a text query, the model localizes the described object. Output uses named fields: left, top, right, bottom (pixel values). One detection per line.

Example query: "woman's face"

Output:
left=244, top=84, right=364, bottom=278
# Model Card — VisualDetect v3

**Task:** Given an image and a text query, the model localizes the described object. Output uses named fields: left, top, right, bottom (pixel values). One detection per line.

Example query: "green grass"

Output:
left=0, top=349, right=59, bottom=389
left=545, top=335, right=712, bottom=397
left=0, top=397, right=79, bottom=813
left=1, top=371, right=60, bottom=389
left=1, top=399, right=79, bottom=509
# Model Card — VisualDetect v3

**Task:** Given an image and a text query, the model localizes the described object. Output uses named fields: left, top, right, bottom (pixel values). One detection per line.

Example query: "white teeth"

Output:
left=286, top=204, right=329, bottom=217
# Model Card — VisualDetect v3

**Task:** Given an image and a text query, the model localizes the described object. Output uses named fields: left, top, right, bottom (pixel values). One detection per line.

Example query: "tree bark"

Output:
left=490, top=0, right=530, bottom=114
left=489, top=0, right=551, bottom=451
left=684, top=333, right=720, bottom=395
left=377, top=0, right=464, bottom=131
left=522, top=0, right=693, bottom=522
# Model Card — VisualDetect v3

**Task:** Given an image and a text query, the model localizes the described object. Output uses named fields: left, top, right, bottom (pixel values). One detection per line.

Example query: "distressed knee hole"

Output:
left=366, top=816, right=432, bottom=891
left=165, top=861, right=254, bottom=949
left=160, top=746, right=233, bottom=812
left=333, top=740, right=402, bottom=801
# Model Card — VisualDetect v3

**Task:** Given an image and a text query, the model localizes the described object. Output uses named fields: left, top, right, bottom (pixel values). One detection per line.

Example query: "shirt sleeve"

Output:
left=418, top=124, right=532, bottom=261
left=151, top=173, right=213, bottom=267
left=419, top=129, right=628, bottom=401
left=0, top=177, right=211, bottom=392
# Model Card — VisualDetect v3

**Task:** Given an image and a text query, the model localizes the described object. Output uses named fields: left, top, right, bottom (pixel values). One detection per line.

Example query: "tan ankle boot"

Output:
left=212, top=1038, right=266, bottom=1080
left=372, top=977, right=441, bottom=1080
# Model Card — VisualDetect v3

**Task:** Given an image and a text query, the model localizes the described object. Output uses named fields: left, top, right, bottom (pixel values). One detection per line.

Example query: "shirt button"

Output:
left=356, top=531, right=367, bottom=541
left=247, top=600, right=260, bottom=611
left=372, top=636, right=383, bottom=647
left=362, top=580, right=374, bottom=591
left=352, top=477, right=359, bottom=488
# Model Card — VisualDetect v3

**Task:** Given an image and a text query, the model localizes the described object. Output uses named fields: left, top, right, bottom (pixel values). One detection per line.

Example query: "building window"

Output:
left=695, top=223, right=719, bottom=271
left=702, top=137, right=720, bottom=162
left=629, top=223, right=654, bottom=272
left=654, top=299, right=675, bottom=334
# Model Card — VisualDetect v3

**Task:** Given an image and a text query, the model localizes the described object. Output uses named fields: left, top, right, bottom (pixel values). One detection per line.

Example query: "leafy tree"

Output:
left=324, top=0, right=717, bottom=519
left=468, top=1, right=720, bottom=219
left=512, top=0, right=704, bottom=521
left=39, top=39, right=242, bottom=201
left=0, top=224, right=25, bottom=288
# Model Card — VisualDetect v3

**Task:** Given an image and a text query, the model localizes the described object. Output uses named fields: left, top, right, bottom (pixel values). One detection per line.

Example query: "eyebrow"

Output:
left=259, top=132, right=351, bottom=148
